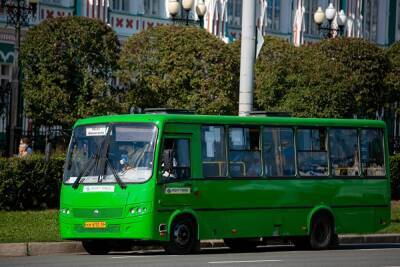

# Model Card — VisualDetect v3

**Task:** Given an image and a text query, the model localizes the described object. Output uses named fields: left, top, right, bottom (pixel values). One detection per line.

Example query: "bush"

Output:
left=255, top=38, right=354, bottom=118
left=391, top=155, right=400, bottom=200
left=21, top=16, right=121, bottom=128
left=118, top=25, right=240, bottom=115
left=0, top=154, right=65, bottom=210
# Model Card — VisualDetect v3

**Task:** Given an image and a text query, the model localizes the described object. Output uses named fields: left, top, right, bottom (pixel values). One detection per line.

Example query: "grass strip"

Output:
left=0, top=210, right=60, bottom=243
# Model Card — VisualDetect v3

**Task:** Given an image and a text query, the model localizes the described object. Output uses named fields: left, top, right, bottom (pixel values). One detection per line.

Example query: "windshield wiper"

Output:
left=72, top=138, right=104, bottom=189
left=97, top=126, right=126, bottom=190
left=106, top=158, right=126, bottom=189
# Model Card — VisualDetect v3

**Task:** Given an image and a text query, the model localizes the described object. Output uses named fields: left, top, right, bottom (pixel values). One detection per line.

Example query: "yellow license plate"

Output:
left=84, top=222, right=106, bottom=228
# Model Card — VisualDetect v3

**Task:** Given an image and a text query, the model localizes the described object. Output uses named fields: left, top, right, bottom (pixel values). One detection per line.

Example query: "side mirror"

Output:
left=162, top=149, right=174, bottom=179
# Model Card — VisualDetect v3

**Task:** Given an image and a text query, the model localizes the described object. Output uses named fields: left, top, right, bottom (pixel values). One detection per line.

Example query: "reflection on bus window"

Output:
left=201, top=126, right=227, bottom=177
left=228, top=127, right=261, bottom=177
left=297, top=128, right=328, bottom=176
left=162, top=138, right=191, bottom=179
left=329, top=129, right=359, bottom=176
left=361, top=129, right=385, bottom=176
left=263, top=127, right=295, bottom=177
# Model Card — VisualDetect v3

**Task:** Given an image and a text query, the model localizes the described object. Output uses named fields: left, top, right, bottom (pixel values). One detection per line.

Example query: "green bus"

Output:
left=60, top=112, right=391, bottom=254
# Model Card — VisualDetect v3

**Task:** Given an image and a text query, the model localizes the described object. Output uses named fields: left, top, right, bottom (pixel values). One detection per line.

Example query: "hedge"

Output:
left=391, top=155, right=400, bottom=200
left=0, top=154, right=64, bottom=211
left=0, top=154, right=399, bottom=211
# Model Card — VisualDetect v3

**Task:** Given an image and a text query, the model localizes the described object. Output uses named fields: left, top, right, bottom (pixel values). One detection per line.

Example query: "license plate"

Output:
left=84, top=222, right=106, bottom=228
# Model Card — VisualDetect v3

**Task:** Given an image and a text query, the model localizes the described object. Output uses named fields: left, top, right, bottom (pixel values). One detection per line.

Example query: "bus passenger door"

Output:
left=159, top=135, right=195, bottom=207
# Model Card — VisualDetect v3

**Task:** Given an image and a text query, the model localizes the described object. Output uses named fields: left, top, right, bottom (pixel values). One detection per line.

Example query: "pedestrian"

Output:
left=18, top=137, right=33, bottom=158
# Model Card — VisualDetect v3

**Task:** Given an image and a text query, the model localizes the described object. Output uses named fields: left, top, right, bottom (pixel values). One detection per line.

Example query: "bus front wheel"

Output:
left=82, top=240, right=111, bottom=255
left=164, top=217, right=198, bottom=254
left=309, top=213, right=334, bottom=250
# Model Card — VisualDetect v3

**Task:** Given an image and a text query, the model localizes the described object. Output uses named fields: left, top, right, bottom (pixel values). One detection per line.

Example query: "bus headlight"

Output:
left=60, top=208, right=71, bottom=215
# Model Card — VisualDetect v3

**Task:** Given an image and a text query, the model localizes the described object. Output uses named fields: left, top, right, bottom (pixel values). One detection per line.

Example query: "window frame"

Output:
left=296, top=126, right=329, bottom=178
left=261, top=125, right=296, bottom=178
left=201, top=125, right=229, bottom=178
left=328, top=127, right=361, bottom=178
left=227, top=125, right=263, bottom=178
left=359, top=127, right=386, bottom=178
left=160, top=134, right=192, bottom=183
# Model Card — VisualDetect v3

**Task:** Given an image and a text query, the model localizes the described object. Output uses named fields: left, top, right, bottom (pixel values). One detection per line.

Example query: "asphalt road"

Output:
left=1, top=244, right=400, bottom=267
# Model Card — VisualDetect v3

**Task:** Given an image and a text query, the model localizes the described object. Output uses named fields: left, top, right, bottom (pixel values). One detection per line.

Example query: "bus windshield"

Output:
left=63, top=124, right=157, bottom=184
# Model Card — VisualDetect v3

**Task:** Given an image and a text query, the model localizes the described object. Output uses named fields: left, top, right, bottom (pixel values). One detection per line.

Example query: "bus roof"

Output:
left=73, top=114, right=386, bottom=129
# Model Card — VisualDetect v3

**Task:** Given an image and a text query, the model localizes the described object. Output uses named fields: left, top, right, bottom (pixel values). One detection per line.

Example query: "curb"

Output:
left=1, top=234, right=400, bottom=257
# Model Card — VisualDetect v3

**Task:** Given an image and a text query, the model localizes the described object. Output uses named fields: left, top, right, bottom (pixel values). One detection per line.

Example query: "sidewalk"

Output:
left=1, top=234, right=400, bottom=257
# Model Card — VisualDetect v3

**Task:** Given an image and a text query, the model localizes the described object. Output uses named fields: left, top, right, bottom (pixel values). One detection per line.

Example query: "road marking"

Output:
left=111, top=255, right=158, bottom=259
left=208, top=260, right=282, bottom=264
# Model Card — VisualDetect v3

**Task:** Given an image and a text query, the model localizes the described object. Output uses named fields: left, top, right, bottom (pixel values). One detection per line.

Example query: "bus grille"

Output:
left=73, top=208, right=123, bottom=219
left=74, top=224, right=120, bottom=233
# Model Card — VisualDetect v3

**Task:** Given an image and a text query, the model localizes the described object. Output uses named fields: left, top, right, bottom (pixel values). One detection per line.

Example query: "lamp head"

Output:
left=325, top=3, right=336, bottom=21
left=168, top=0, right=180, bottom=17
left=313, top=6, right=325, bottom=25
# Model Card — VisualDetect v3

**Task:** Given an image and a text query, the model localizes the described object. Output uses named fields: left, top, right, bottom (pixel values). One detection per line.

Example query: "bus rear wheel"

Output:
left=164, top=217, right=198, bottom=254
left=309, top=213, right=334, bottom=250
left=223, top=238, right=260, bottom=252
left=82, top=240, right=111, bottom=255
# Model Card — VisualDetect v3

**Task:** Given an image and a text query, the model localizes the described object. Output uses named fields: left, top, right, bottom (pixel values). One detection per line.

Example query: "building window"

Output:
left=227, top=0, right=242, bottom=27
left=266, top=0, right=280, bottom=31
left=303, top=0, right=319, bottom=35
left=364, top=0, right=378, bottom=42
left=112, top=0, right=129, bottom=12
left=144, top=0, right=160, bottom=16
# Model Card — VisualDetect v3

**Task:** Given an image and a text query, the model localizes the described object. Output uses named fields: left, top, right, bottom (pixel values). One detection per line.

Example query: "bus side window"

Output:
left=296, top=128, right=328, bottom=176
left=201, top=126, right=227, bottom=177
left=329, top=128, right=360, bottom=177
left=360, top=129, right=386, bottom=177
left=162, top=138, right=191, bottom=180
left=263, top=127, right=295, bottom=177
left=228, top=127, right=261, bottom=178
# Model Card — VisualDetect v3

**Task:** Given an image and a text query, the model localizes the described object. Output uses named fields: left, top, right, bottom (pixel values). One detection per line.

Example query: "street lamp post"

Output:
left=313, top=3, right=347, bottom=39
left=168, top=0, right=207, bottom=27
left=0, top=0, right=37, bottom=156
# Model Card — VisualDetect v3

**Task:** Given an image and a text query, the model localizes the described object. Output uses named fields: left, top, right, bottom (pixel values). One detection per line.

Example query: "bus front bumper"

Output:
left=59, top=212, right=154, bottom=240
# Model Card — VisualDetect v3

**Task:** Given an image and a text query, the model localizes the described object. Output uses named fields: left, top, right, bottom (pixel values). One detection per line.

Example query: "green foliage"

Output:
left=255, top=37, right=354, bottom=117
left=391, top=155, right=400, bottom=200
left=21, top=16, right=121, bottom=128
left=315, top=38, right=390, bottom=117
left=118, top=25, right=240, bottom=114
left=385, top=42, right=400, bottom=106
left=0, top=154, right=65, bottom=211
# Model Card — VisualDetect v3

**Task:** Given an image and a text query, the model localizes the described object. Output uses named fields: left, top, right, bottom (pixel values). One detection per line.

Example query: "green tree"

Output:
left=255, top=37, right=354, bottom=118
left=385, top=41, right=400, bottom=110
left=21, top=16, right=121, bottom=128
left=315, top=38, right=390, bottom=117
left=118, top=25, right=239, bottom=114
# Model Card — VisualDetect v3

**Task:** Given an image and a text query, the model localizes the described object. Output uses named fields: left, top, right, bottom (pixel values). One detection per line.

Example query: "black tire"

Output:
left=223, top=238, right=260, bottom=252
left=164, top=217, right=198, bottom=254
left=309, top=213, right=334, bottom=250
left=82, top=240, right=111, bottom=255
